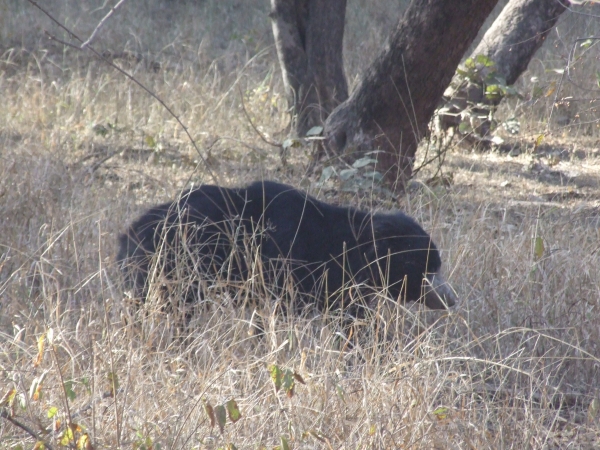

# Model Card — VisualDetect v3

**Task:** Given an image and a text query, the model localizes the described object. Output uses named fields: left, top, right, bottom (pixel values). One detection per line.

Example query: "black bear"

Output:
left=117, top=181, right=456, bottom=313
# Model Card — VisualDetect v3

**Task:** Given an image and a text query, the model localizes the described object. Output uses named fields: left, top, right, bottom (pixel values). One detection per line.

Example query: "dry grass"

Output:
left=1, top=1, right=600, bottom=448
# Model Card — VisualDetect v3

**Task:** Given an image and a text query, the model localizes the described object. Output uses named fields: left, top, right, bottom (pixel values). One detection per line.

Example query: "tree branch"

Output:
left=81, top=0, right=127, bottom=49
left=27, top=0, right=219, bottom=184
left=0, top=408, right=55, bottom=450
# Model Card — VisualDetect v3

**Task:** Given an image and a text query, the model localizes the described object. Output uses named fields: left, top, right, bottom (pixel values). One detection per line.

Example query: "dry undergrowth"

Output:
left=1, top=1, right=600, bottom=449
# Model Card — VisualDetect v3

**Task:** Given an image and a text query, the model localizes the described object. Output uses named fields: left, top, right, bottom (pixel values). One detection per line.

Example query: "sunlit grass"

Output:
left=1, top=0, right=599, bottom=448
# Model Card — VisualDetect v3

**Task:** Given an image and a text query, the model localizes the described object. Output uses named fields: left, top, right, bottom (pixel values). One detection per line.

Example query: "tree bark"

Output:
left=439, top=0, right=569, bottom=133
left=270, top=0, right=348, bottom=136
left=323, top=0, right=499, bottom=189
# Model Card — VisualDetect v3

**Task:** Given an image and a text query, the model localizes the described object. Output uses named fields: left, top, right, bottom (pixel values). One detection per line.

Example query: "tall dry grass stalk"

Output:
left=1, top=0, right=599, bottom=448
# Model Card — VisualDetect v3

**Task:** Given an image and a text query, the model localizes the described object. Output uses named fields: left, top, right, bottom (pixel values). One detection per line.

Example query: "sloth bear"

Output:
left=117, top=181, right=456, bottom=313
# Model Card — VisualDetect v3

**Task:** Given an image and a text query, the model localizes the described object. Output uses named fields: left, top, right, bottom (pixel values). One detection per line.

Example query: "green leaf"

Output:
left=47, top=406, right=58, bottom=418
left=305, top=126, right=323, bottom=137
left=215, top=404, right=227, bottom=434
left=534, top=236, right=544, bottom=260
left=362, top=171, right=383, bottom=182
left=475, top=54, right=495, bottom=67
left=282, top=370, right=295, bottom=398
left=269, top=365, right=283, bottom=392
left=352, top=157, right=377, bottom=169
left=534, top=134, right=544, bottom=149
left=225, top=399, right=242, bottom=423
left=455, top=68, right=468, bottom=78
left=59, top=426, right=75, bottom=446
left=339, top=168, right=357, bottom=181
left=485, top=84, right=504, bottom=98
left=432, top=406, right=449, bottom=420
left=280, top=436, right=290, bottom=450
left=145, top=135, right=156, bottom=149
left=318, top=166, right=335, bottom=184
left=64, top=381, right=76, bottom=402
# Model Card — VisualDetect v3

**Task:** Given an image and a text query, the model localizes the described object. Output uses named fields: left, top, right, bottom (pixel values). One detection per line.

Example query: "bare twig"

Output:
left=238, top=85, right=281, bottom=149
left=88, top=150, right=120, bottom=173
left=566, top=37, right=600, bottom=93
left=547, top=37, right=600, bottom=132
left=44, top=33, right=80, bottom=50
left=81, top=0, right=127, bottom=49
left=49, top=338, right=74, bottom=429
left=27, top=0, right=218, bottom=184
left=412, top=136, right=451, bottom=177
left=0, top=408, right=55, bottom=450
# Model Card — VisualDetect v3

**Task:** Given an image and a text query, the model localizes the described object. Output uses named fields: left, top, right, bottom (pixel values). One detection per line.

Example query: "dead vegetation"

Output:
left=1, top=0, right=599, bottom=448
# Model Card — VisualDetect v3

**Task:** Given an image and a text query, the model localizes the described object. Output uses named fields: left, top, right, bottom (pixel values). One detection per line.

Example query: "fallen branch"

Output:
left=0, top=408, right=55, bottom=450
left=27, top=0, right=218, bottom=184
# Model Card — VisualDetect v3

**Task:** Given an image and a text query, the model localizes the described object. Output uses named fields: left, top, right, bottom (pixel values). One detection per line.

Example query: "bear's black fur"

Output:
left=117, top=181, right=456, bottom=313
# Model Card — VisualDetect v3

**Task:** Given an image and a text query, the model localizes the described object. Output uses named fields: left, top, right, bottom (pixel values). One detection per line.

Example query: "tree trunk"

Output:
left=270, top=0, right=348, bottom=136
left=439, top=0, right=569, bottom=134
left=324, top=0, right=499, bottom=189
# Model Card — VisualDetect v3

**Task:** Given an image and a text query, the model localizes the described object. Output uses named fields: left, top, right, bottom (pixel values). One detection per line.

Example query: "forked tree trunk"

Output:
left=270, top=0, right=348, bottom=136
left=323, top=0, right=499, bottom=189
left=439, top=0, right=569, bottom=133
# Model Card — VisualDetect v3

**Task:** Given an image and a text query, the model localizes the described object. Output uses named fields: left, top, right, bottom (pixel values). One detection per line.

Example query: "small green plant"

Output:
left=439, top=54, right=521, bottom=138
left=203, top=398, right=242, bottom=435
left=1, top=329, right=96, bottom=449
left=318, top=151, right=391, bottom=195
left=269, top=364, right=305, bottom=398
